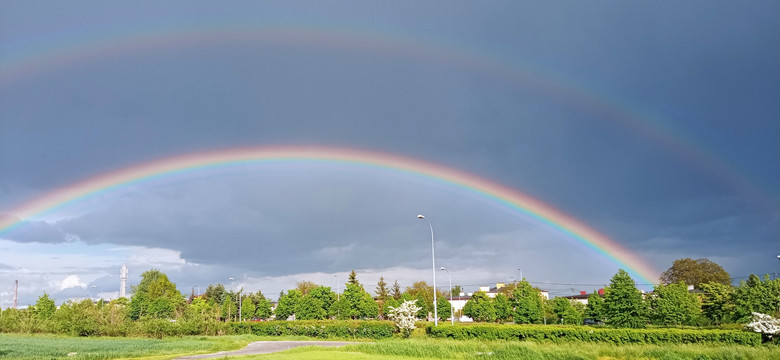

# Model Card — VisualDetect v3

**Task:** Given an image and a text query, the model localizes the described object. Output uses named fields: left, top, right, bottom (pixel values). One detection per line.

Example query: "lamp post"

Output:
left=417, top=214, right=438, bottom=326
left=91, top=285, right=104, bottom=301
left=440, top=266, right=454, bottom=325
left=229, top=277, right=241, bottom=322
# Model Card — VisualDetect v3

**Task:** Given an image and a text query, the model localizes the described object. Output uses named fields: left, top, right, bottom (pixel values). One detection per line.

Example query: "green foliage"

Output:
left=347, top=269, right=360, bottom=286
left=650, top=281, right=702, bottom=326
left=426, top=323, right=761, bottom=345
left=275, top=289, right=302, bottom=320
left=604, top=269, right=647, bottom=328
left=296, top=294, right=327, bottom=320
left=376, top=276, right=389, bottom=301
left=733, top=275, right=780, bottom=323
left=221, top=296, right=237, bottom=321
left=391, top=280, right=402, bottom=300
left=552, top=297, right=583, bottom=325
left=237, top=320, right=395, bottom=339
left=435, top=296, right=452, bottom=321
left=462, top=291, right=496, bottom=322
left=585, top=292, right=606, bottom=322
left=700, top=282, right=736, bottom=325
left=512, top=280, right=543, bottom=324
left=240, top=295, right=255, bottom=320
left=383, top=297, right=400, bottom=317
left=661, top=258, right=731, bottom=288
left=34, top=293, right=56, bottom=320
left=493, top=293, right=512, bottom=322
left=203, top=283, right=227, bottom=304
left=339, top=283, right=378, bottom=320
left=53, top=299, right=100, bottom=336
left=255, top=296, right=273, bottom=320
left=295, top=280, right=318, bottom=296
left=128, top=269, right=185, bottom=320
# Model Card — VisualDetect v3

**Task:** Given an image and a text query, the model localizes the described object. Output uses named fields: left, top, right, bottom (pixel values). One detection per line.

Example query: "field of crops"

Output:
left=0, top=333, right=253, bottom=360
left=1, top=335, right=779, bottom=360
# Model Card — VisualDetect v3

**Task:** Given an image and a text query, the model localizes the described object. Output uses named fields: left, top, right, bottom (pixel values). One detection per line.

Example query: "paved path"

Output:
left=173, top=341, right=358, bottom=359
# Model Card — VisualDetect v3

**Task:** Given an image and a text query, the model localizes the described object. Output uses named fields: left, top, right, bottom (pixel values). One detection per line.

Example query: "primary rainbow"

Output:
left=0, top=145, right=659, bottom=284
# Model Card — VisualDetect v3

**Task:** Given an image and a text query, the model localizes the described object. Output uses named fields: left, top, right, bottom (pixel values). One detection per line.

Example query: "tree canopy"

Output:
left=660, top=258, right=731, bottom=288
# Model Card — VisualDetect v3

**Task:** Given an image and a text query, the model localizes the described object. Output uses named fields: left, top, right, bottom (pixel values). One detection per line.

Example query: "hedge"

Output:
left=426, top=324, right=761, bottom=346
left=232, top=320, right=395, bottom=339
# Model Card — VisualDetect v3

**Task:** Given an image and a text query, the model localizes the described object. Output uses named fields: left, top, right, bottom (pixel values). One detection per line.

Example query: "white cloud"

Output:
left=60, top=275, right=85, bottom=290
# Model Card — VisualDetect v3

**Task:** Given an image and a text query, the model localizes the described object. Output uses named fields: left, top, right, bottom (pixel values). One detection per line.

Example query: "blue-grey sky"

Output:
left=1, top=1, right=778, bottom=306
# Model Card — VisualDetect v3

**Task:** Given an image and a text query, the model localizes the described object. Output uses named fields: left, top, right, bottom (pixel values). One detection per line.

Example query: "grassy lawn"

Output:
left=246, top=338, right=780, bottom=360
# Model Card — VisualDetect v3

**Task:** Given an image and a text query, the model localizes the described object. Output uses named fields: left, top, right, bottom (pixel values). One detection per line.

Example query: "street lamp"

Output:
left=440, top=266, right=454, bottom=325
left=333, top=274, right=340, bottom=302
left=228, top=277, right=243, bottom=322
left=417, top=214, right=438, bottom=326
left=91, top=285, right=104, bottom=300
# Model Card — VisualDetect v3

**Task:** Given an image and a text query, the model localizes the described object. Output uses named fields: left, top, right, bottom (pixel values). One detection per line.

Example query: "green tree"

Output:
left=649, top=281, right=701, bottom=326
left=585, top=292, right=606, bottom=322
left=511, top=280, right=543, bottom=324
left=295, top=281, right=318, bottom=296
left=296, top=295, right=327, bottom=320
left=732, top=274, right=780, bottom=322
left=53, top=299, right=99, bottom=336
left=255, top=297, right=273, bottom=320
left=341, top=283, right=377, bottom=319
left=383, top=297, right=400, bottom=317
left=128, top=269, right=185, bottom=320
left=451, top=285, right=463, bottom=297
left=275, top=289, right=302, bottom=320
left=202, top=283, right=227, bottom=305
left=375, top=276, right=389, bottom=301
left=240, top=294, right=256, bottom=321
left=700, top=282, right=735, bottom=324
left=660, top=258, right=731, bottom=289
left=221, top=296, right=237, bottom=321
left=347, top=270, right=360, bottom=286
left=493, top=293, right=512, bottom=322
left=436, top=296, right=452, bottom=321
left=462, top=291, right=496, bottom=322
left=552, top=297, right=583, bottom=325
left=34, top=293, right=56, bottom=320
left=603, top=269, right=647, bottom=328
left=391, top=280, right=402, bottom=300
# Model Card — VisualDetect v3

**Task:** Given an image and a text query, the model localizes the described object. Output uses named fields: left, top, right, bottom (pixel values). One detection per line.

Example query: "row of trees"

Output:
left=460, top=268, right=780, bottom=328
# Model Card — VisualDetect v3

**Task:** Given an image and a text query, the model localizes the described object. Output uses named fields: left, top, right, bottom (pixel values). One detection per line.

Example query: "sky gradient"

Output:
left=1, top=1, right=778, bottom=307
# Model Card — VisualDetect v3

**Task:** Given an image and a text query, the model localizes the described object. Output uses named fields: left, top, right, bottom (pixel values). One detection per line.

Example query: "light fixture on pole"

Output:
left=440, top=266, right=454, bottom=325
left=417, top=214, right=438, bottom=326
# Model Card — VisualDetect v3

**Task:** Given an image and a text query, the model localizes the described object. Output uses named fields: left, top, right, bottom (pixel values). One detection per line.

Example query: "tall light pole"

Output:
left=417, top=214, right=438, bottom=326
left=333, top=274, right=340, bottom=302
left=440, top=266, right=453, bottom=325
left=91, top=285, right=104, bottom=301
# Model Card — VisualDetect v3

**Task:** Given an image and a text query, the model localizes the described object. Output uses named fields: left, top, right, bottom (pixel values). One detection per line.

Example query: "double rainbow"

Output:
left=0, top=146, right=659, bottom=284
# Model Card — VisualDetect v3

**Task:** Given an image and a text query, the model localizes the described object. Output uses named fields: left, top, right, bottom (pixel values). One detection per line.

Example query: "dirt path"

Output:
left=173, top=341, right=358, bottom=359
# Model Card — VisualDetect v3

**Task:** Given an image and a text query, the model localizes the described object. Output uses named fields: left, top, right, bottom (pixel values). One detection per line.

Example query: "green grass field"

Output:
left=1, top=334, right=778, bottom=360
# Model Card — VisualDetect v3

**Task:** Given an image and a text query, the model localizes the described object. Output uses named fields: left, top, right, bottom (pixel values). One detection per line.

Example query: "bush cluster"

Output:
left=426, top=324, right=761, bottom=346
left=232, top=320, right=395, bottom=339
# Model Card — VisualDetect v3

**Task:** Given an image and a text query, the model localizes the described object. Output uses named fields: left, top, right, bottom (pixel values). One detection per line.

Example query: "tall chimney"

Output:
left=120, top=264, right=128, bottom=298
left=13, top=280, right=18, bottom=309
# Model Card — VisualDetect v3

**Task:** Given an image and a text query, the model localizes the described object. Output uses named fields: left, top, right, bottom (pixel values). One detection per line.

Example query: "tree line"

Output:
left=459, top=259, right=780, bottom=328
left=1, top=258, right=778, bottom=336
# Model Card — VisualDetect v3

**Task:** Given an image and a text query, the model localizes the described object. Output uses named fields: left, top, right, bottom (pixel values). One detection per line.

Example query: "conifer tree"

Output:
left=603, top=269, right=647, bottom=328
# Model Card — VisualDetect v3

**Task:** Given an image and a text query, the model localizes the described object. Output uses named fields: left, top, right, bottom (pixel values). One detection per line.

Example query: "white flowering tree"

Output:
left=746, top=312, right=780, bottom=342
left=387, top=300, right=422, bottom=337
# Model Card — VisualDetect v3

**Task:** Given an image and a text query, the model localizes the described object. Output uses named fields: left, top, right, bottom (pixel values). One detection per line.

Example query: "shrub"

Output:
left=237, top=320, right=395, bottom=339
left=426, top=324, right=761, bottom=346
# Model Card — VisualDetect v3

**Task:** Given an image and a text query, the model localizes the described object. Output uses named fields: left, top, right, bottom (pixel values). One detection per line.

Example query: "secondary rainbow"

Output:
left=1, top=23, right=775, bottom=212
left=0, top=146, right=660, bottom=284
